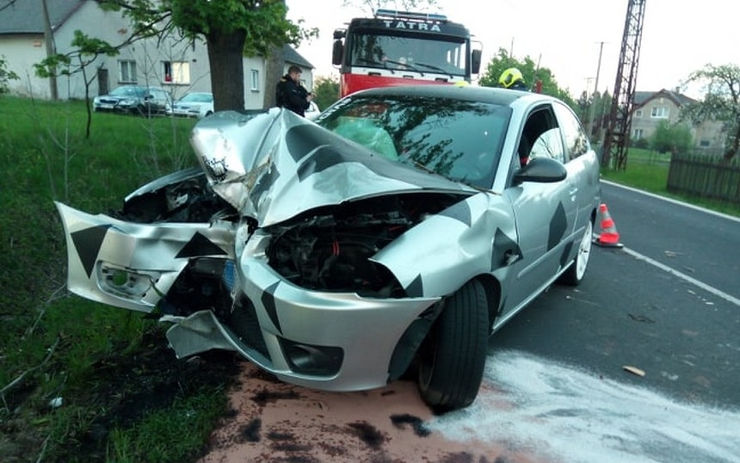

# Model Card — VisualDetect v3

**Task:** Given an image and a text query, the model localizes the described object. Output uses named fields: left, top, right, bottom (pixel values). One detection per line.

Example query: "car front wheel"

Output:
left=559, top=219, right=593, bottom=285
left=417, top=279, right=488, bottom=412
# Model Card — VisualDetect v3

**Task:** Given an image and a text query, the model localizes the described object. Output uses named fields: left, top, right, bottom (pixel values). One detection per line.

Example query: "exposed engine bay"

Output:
left=265, top=193, right=464, bottom=297
left=115, top=170, right=238, bottom=224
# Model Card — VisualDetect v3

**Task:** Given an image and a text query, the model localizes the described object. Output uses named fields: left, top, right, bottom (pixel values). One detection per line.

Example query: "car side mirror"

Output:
left=471, top=49, right=482, bottom=74
left=332, top=40, right=344, bottom=66
left=512, top=157, right=567, bottom=184
left=144, top=94, right=152, bottom=100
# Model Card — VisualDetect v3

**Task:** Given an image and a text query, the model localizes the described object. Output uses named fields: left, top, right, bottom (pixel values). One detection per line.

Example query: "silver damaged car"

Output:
left=56, top=86, right=600, bottom=411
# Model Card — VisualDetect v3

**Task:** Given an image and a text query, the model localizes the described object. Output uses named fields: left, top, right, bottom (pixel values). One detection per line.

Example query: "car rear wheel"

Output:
left=559, top=219, right=593, bottom=286
left=417, top=279, right=488, bottom=412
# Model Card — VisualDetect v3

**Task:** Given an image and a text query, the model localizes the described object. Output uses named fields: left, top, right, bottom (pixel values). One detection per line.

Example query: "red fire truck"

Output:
left=332, top=9, right=481, bottom=97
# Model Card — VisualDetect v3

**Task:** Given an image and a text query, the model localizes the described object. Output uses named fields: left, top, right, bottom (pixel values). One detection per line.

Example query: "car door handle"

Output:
left=504, top=249, right=520, bottom=266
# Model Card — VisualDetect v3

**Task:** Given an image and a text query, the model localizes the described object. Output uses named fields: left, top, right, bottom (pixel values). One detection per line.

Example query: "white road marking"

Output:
left=429, top=351, right=740, bottom=463
left=621, top=246, right=740, bottom=308
left=601, top=180, right=740, bottom=223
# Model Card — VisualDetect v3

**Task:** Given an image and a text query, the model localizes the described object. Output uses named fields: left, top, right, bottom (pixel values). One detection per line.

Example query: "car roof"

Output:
left=348, top=85, right=555, bottom=108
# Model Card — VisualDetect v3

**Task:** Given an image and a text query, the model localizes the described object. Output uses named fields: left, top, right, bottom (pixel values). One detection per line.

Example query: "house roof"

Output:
left=283, top=44, right=314, bottom=70
left=0, top=0, right=85, bottom=35
left=634, top=88, right=696, bottom=108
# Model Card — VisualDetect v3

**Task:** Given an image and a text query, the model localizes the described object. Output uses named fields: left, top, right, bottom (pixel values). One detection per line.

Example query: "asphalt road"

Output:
left=490, top=181, right=740, bottom=407
left=473, top=181, right=740, bottom=461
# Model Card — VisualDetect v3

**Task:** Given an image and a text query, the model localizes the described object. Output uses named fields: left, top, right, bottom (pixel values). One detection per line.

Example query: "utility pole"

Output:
left=593, top=41, right=605, bottom=96
left=41, top=0, right=58, bottom=100
left=588, top=41, right=606, bottom=140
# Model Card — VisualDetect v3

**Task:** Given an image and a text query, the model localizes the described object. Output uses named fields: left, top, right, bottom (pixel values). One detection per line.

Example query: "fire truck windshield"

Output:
left=349, top=33, right=468, bottom=77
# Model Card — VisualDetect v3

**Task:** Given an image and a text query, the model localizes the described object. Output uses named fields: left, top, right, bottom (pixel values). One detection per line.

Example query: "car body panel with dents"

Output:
left=93, top=85, right=172, bottom=115
left=57, top=86, right=600, bottom=409
left=172, top=92, right=214, bottom=118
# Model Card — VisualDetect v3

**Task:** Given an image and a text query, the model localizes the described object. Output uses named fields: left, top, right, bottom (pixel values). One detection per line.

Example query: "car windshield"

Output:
left=349, top=33, right=468, bottom=76
left=179, top=93, right=213, bottom=103
left=316, top=94, right=511, bottom=188
left=110, top=86, right=145, bottom=97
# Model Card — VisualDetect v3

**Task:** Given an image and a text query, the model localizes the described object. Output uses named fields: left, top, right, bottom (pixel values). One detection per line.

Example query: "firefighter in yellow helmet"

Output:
left=498, top=67, right=528, bottom=90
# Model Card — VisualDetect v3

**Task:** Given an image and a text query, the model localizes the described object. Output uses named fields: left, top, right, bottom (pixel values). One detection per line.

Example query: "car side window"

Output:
left=554, top=102, right=590, bottom=160
left=517, top=105, right=563, bottom=166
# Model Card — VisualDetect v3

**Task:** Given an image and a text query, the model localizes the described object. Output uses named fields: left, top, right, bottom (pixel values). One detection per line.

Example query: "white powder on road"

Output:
left=429, top=350, right=740, bottom=463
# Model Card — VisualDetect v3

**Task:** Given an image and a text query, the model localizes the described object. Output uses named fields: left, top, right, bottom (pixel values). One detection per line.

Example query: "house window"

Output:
left=699, top=139, right=711, bottom=147
left=651, top=106, right=669, bottom=118
left=632, top=128, right=644, bottom=139
left=634, top=109, right=643, bottom=118
left=163, top=61, right=190, bottom=84
left=119, top=60, right=137, bottom=83
left=250, top=69, right=259, bottom=91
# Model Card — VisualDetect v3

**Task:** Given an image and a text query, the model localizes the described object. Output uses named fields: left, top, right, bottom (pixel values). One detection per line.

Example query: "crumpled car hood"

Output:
left=190, top=108, right=476, bottom=226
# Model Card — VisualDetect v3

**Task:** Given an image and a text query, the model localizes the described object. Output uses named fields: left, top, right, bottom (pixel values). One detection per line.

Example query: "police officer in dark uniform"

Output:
left=276, top=65, right=313, bottom=117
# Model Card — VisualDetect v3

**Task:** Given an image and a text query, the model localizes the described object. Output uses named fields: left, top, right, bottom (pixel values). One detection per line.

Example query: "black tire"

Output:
left=417, top=279, right=489, bottom=412
left=559, top=219, right=593, bottom=286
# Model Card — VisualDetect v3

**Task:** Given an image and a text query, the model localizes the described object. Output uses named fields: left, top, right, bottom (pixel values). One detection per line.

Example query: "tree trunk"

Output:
left=206, top=28, right=247, bottom=111
left=263, top=43, right=284, bottom=109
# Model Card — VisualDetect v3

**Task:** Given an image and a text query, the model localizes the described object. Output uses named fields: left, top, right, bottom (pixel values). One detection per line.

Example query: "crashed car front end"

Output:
left=57, top=108, right=518, bottom=391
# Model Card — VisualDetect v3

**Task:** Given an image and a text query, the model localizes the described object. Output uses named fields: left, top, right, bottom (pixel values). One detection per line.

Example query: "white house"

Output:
left=0, top=0, right=313, bottom=109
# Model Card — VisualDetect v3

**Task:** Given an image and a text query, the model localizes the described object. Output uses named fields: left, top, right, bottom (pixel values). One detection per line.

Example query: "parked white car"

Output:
left=172, top=92, right=214, bottom=118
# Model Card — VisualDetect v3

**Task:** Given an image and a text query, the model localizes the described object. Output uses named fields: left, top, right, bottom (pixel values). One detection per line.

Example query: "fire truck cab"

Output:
left=332, top=9, right=481, bottom=97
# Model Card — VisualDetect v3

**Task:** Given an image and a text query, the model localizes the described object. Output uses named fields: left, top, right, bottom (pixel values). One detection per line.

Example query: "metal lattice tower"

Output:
left=602, top=0, right=647, bottom=169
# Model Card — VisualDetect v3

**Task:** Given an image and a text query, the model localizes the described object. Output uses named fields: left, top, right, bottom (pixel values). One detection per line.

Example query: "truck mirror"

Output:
left=332, top=40, right=344, bottom=66
left=471, top=49, right=482, bottom=74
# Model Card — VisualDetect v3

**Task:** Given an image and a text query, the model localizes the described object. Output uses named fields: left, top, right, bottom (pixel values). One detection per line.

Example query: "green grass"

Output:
left=107, top=388, right=228, bottom=463
left=601, top=149, right=740, bottom=217
left=0, top=96, right=235, bottom=462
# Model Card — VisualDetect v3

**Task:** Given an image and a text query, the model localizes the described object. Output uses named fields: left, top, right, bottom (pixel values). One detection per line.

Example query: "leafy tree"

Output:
left=479, top=48, right=574, bottom=107
left=101, top=0, right=313, bottom=111
left=0, top=55, right=19, bottom=94
left=313, top=76, right=340, bottom=111
left=35, top=31, right=118, bottom=138
left=650, top=120, right=692, bottom=155
left=681, top=64, right=740, bottom=160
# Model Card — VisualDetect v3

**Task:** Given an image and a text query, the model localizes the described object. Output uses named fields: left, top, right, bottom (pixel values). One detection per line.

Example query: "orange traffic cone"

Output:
left=594, top=203, right=623, bottom=248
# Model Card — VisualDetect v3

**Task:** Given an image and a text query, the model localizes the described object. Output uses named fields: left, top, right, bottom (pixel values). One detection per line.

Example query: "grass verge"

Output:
left=0, top=96, right=239, bottom=462
left=601, top=149, right=740, bottom=217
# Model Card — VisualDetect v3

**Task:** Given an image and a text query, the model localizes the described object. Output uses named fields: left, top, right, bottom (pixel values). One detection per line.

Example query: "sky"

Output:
left=286, top=0, right=740, bottom=99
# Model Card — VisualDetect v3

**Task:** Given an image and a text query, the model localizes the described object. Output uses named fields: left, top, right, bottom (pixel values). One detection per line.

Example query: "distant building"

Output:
left=630, top=89, right=725, bottom=153
left=0, top=0, right=313, bottom=109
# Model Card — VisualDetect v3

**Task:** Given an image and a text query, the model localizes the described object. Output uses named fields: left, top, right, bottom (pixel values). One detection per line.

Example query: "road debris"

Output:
left=48, top=397, right=63, bottom=409
left=628, top=313, right=655, bottom=323
left=623, top=366, right=646, bottom=377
